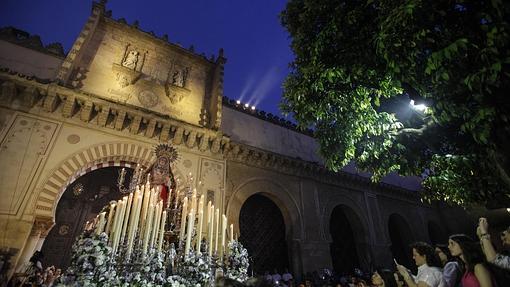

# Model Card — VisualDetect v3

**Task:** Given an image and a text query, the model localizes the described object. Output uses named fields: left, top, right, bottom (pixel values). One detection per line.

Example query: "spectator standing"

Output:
left=477, top=217, right=510, bottom=270
left=396, top=241, right=446, bottom=287
left=435, top=244, right=462, bottom=287
left=448, top=234, right=494, bottom=287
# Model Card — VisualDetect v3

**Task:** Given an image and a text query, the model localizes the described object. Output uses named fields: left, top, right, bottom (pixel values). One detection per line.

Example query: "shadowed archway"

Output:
left=40, top=167, right=132, bottom=269
left=388, top=213, right=415, bottom=272
left=329, top=205, right=366, bottom=274
left=239, top=193, right=289, bottom=275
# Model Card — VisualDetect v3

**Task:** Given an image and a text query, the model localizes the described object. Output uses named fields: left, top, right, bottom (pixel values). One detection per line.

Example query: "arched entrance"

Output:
left=239, top=194, right=289, bottom=275
left=329, top=205, right=366, bottom=274
left=40, top=167, right=132, bottom=269
left=388, top=213, right=414, bottom=272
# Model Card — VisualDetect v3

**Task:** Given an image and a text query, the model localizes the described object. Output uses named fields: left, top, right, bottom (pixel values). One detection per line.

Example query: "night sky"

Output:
left=0, top=0, right=293, bottom=117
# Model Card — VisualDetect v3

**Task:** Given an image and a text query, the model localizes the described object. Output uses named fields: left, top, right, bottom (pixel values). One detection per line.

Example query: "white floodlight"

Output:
left=251, top=106, right=256, bottom=110
left=236, top=100, right=241, bottom=105
left=410, top=99, right=427, bottom=111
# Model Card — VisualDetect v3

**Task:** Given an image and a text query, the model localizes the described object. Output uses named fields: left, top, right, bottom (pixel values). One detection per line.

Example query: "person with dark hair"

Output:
left=435, top=244, right=462, bottom=287
left=448, top=234, right=493, bottom=287
left=477, top=217, right=510, bottom=270
left=371, top=268, right=398, bottom=287
left=396, top=241, right=446, bottom=287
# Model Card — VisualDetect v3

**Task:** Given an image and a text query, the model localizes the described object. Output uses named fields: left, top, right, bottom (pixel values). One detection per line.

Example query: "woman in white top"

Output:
left=396, top=241, right=447, bottom=287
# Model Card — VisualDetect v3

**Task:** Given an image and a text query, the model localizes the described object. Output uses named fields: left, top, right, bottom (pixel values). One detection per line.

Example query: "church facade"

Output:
left=0, top=1, right=473, bottom=280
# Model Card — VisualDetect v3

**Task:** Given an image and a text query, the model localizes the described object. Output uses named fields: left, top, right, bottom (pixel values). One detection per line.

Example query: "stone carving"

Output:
left=122, top=50, right=139, bottom=70
left=171, top=69, right=186, bottom=87
left=137, top=90, right=159, bottom=108
left=165, top=66, right=191, bottom=104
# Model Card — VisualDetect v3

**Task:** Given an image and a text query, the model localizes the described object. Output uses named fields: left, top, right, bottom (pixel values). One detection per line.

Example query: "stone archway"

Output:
left=388, top=213, right=415, bottom=272
left=329, top=204, right=367, bottom=274
left=226, top=177, right=303, bottom=277
left=33, top=142, right=155, bottom=220
left=15, top=142, right=156, bottom=271
left=41, top=166, right=132, bottom=269
left=239, top=194, right=289, bottom=274
left=322, top=195, right=371, bottom=273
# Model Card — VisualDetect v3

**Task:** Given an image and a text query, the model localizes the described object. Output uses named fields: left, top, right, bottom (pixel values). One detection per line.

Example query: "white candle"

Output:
left=214, top=208, right=219, bottom=254
left=120, top=192, right=133, bottom=244
left=151, top=201, right=162, bottom=249
left=127, top=194, right=142, bottom=258
left=230, top=223, right=234, bottom=243
left=109, top=199, right=122, bottom=245
left=208, top=204, right=214, bottom=257
left=196, top=208, right=204, bottom=254
left=112, top=198, right=126, bottom=253
left=105, top=203, right=116, bottom=236
left=140, top=184, right=150, bottom=231
left=205, top=201, right=212, bottom=238
left=220, top=214, right=227, bottom=259
left=127, top=191, right=139, bottom=240
left=95, top=212, right=106, bottom=235
left=158, top=210, right=167, bottom=251
left=184, top=210, right=194, bottom=257
left=142, top=204, right=155, bottom=256
left=179, top=197, right=188, bottom=242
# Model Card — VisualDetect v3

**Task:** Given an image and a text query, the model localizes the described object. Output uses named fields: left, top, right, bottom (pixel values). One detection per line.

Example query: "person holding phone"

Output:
left=396, top=242, right=446, bottom=287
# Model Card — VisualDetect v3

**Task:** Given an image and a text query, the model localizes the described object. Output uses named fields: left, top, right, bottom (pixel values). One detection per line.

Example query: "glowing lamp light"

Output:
left=251, top=106, right=256, bottom=110
left=244, top=103, right=249, bottom=108
left=507, top=208, right=510, bottom=213
left=236, top=100, right=241, bottom=105
left=410, top=100, right=428, bottom=111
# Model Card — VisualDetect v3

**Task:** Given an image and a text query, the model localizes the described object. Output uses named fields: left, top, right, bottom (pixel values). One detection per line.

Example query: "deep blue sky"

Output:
left=0, top=0, right=293, bottom=117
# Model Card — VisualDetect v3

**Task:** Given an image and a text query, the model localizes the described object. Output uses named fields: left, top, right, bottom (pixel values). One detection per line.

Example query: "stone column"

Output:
left=14, top=216, right=54, bottom=273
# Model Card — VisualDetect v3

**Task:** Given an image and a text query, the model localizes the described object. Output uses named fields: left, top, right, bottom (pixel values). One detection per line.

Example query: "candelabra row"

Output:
left=90, top=178, right=236, bottom=265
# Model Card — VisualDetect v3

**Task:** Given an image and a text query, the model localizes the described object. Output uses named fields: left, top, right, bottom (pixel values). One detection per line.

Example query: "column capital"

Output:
left=32, top=216, right=55, bottom=238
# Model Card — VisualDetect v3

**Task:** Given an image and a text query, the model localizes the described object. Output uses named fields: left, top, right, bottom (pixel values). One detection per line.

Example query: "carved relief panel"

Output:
left=198, top=158, right=225, bottom=209
left=0, top=114, right=59, bottom=214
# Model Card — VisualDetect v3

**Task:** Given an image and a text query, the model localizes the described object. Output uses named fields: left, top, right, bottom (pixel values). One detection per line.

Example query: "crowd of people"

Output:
left=265, top=217, right=510, bottom=287
left=9, top=217, right=510, bottom=287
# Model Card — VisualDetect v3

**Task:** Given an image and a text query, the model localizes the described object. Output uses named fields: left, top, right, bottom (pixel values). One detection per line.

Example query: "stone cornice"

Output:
left=0, top=70, right=419, bottom=203
left=0, top=71, right=230, bottom=156
left=224, top=141, right=421, bottom=202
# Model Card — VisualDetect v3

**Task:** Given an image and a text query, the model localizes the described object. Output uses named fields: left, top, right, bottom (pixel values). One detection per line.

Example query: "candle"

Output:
left=196, top=208, right=204, bottom=254
left=230, top=223, right=234, bottom=243
left=95, top=212, right=106, bottom=235
left=105, top=203, right=116, bottom=236
left=142, top=204, right=155, bottom=256
left=191, top=190, right=197, bottom=219
left=205, top=201, right=211, bottom=237
left=127, top=191, right=139, bottom=239
left=220, top=214, right=227, bottom=259
left=158, top=210, right=167, bottom=252
left=140, top=184, right=150, bottom=231
left=112, top=198, right=126, bottom=254
left=214, top=208, right=219, bottom=254
left=127, top=194, right=142, bottom=258
left=179, top=197, right=188, bottom=242
left=109, top=199, right=121, bottom=245
left=174, top=189, right=180, bottom=209
left=120, top=193, right=133, bottom=244
left=184, top=210, right=194, bottom=257
left=208, top=204, right=214, bottom=257
left=151, top=201, right=162, bottom=249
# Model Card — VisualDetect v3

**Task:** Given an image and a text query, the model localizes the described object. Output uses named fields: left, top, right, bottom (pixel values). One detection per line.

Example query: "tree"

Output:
left=280, top=0, right=510, bottom=206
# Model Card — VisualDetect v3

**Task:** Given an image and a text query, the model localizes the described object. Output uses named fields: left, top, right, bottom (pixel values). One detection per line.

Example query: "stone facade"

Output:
left=0, top=1, right=474, bottom=280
